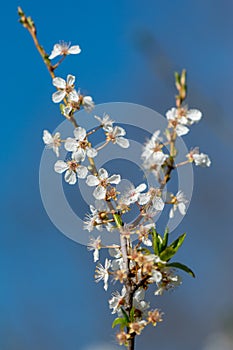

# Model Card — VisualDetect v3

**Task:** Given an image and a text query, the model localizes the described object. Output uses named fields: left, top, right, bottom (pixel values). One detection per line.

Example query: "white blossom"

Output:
left=186, top=109, right=202, bottom=125
left=121, top=183, right=147, bottom=206
left=149, top=269, right=163, bottom=283
left=155, top=267, right=182, bottom=295
left=106, top=126, right=130, bottom=148
left=42, top=130, right=61, bottom=157
left=142, top=156, right=163, bottom=179
left=68, top=89, right=80, bottom=104
left=54, top=158, right=88, bottom=184
left=95, top=258, right=111, bottom=291
left=141, top=131, right=168, bottom=165
left=52, top=74, right=75, bottom=103
left=86, top=168, right=121, bottom=200
left=64, top=127, right=97, bottom=162
left=83, top=205, right=101, bottom=232
left=138, top=225, right=153, bottom=246
left=169, top=190, right=188, bottom=218
left=138, top=189, right=164, bottom=211
left=133, top=288, right=150, bottom=313
left=109, top=286, right=126, bottom=314
left=193, top=152, right=211, bottom=167
left=87, top=236, right=102, bottom=262
left=94, top=114, right=114, bottom=132
left=166, top=107, right=202, bottom=136
left=109, top=248, right=123, bottom=271
left=49, top=41, right=81, bottom=59
left=152, top=195, right=165, bottom=211
left=82, top=96, right=94, bottom=112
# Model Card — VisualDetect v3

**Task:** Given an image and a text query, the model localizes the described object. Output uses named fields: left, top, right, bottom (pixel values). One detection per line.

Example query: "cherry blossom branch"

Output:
left=18, top=7, right=54, bottom=78
left=19, top=7, right=211, bottom=350
left=17, top=7, right=79, bottom=129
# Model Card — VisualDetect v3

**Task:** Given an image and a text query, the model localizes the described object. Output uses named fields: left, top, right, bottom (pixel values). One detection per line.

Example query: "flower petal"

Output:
left=52, top=90, right=66, bottom=103
left=93, top=185, right=106, bottom=200
left=86, top=175, right=99, bottom=187
left=135, top=183, right=147, bottom=193
left=74, top=127, right=86, bottom=140
left=176, top=124, right=189, bottom=136
left=76, top=166, right=88, bottom=179
left=52, top=77, right=66, bottom=89
left=72, top=149, right=86, bottom=162
left=64, top=138, right=77, bottom=152
left=98, top=168, right=108, bottom=179
left=43, top=130, right=53, bottom=145
left=153, top=197, right=164, bottom=211
left=187, top=109, right=202, bottom=123
left=49, top=44, right=62, bottom=59
left=67, top=74, right=75, bottom=86
left=64, top=170, right=77, bottom=184
left=138, top=193, right=150, bottom=205
left=114, top=126, right=126, bottom=137
left=69, top=90, right=80, bottom=102
left=87, top=147, right=98, bottom=158
left=169, top=207, right=175, bottom=219
left=116, top=137, right=130, bottom=148
left=166, top=108, right=177, bottom=121
left=178, top=202, right=186, bottom=215
left=54, top=160, right=68, bottom=173
left=152, top=151, right=168, bottom=165
left=68, top=45, right=81, bottom=54
left=108, top=174, right=121, bottom=184
left=83, top=96, right=94, bottom=112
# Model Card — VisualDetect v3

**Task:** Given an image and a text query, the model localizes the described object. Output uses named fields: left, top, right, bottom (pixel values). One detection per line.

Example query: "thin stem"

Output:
left=53, top=55, right=67, bottom=69
left=175, top=160, right=190, bottom=168
left=86, top=125, right=102, bottom=136
left=96, top=140, right=110, bottom=151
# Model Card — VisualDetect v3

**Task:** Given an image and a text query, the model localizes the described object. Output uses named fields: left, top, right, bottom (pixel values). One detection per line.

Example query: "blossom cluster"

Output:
left=17, top=8, right=211, bottom=348
left=18, top=7, right=211, bottom=350
left=41, top=45, right=211, bottom=347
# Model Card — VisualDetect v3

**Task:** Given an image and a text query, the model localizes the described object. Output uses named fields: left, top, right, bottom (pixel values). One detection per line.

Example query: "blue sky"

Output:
left=1, top=1, right=233, bottom=349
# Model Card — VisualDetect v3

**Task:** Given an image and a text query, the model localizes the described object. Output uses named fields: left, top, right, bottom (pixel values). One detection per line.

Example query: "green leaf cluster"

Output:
left=150, top=227, right=195, bottom=278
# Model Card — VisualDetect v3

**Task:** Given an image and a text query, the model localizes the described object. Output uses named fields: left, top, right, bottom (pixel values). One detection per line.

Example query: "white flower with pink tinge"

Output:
left=109, top=286, right=126, bottom=314
left=54, top=158, right=88, bottom=185
left=95, top=258, right=111, bottom=291
left=188, top=148, right=211, bottom=167
left=42, top=130, right=61, bottom=157
left=166, top=107, right=202, bottom=136
left=106, top=126, right=130, bottom=148
left=87, top=236, right=102, bottom=262
left=82, top=95, right=95, bottom=112
left=86, top=168, right=121, bottom=200
left=94, top=114, right=114, bottom=132
left=142, top=130, right=168, bottom=165
left=64, top=127, right=97, bottom=162
left=121, top=183, right=147, bottom=206
left=52, top=74, right=76, bottom=103
left=49, top=41, right=81, bottom=60
left=169, top=190, right=188, bottom=218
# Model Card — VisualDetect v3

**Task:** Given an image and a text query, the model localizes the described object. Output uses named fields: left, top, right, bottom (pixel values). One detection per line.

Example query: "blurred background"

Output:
left=1, top=0, right=233, bottom=349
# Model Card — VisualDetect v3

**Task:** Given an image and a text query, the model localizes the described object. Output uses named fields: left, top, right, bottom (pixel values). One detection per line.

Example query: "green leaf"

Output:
left=161, top=227, right=169, bottom=251
left=130, top=307, right=135, bottom=322
left=171, top=232, right=186, bottom=251
left=151, top=228, right=162, bottom=255
left=112, top=317, right=128, bottom=329
left=120, top=307, right=130, bottom=323
left=167, top=262, right=195, bottom=278
left=160, top=233, right=186, bottom=261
